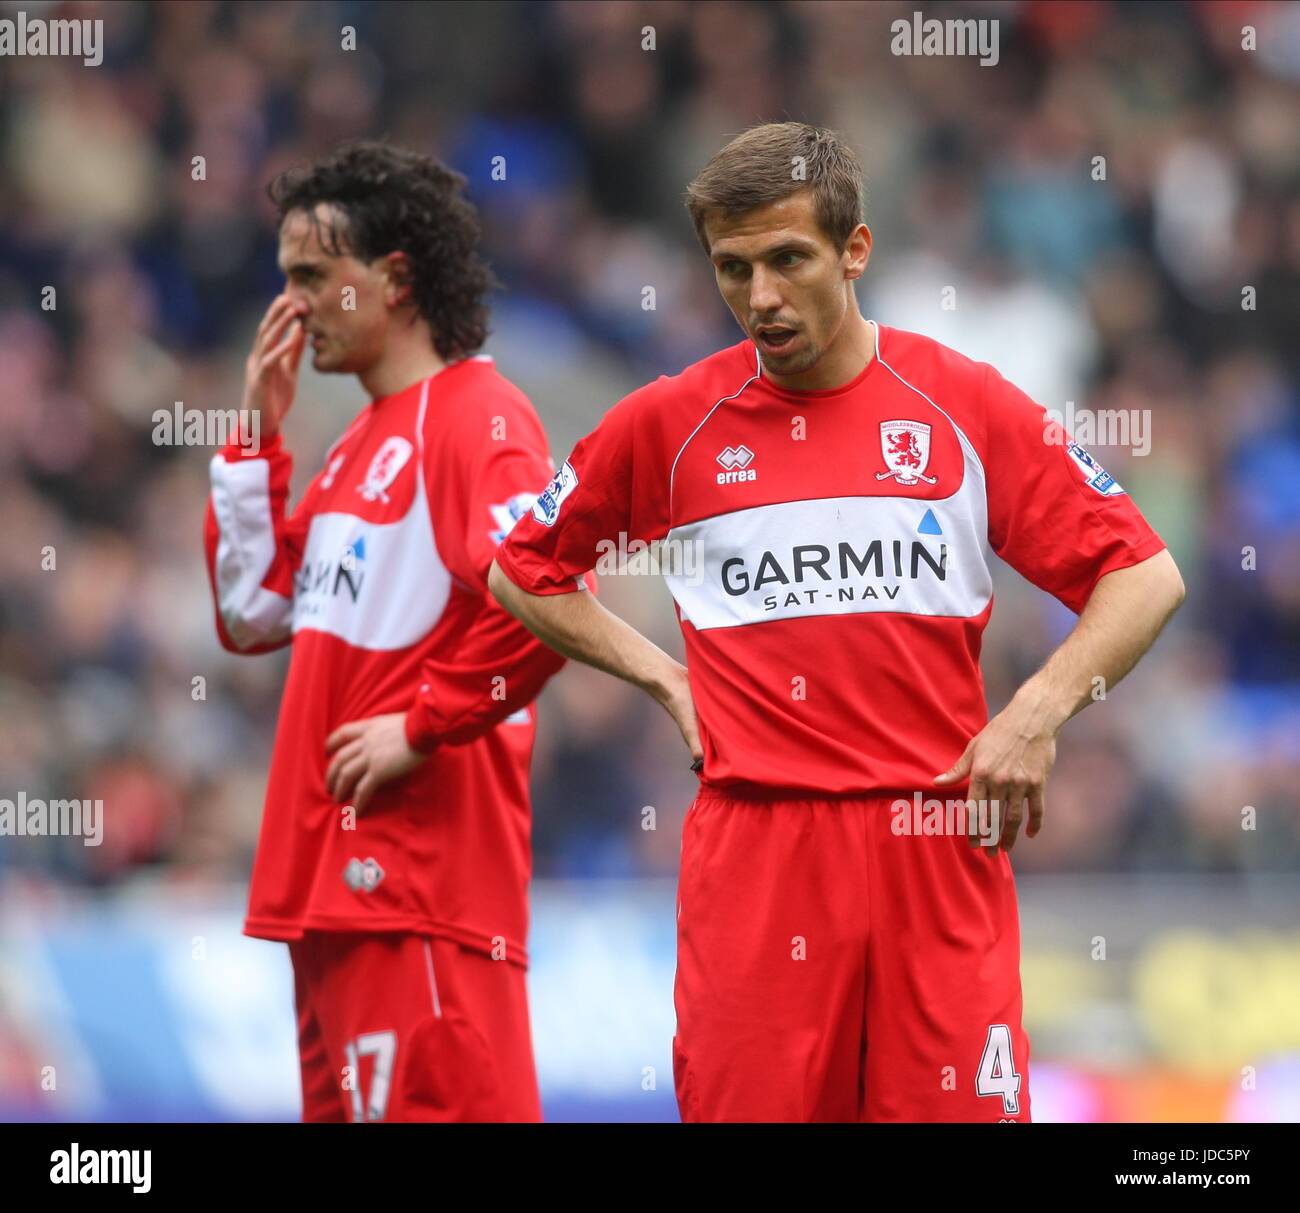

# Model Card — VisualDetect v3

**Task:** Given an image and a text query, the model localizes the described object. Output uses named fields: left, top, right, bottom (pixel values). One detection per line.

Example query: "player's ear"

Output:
left=381, top=251, right=415, bottom=309
left=843, top=223, right=872, bottom=281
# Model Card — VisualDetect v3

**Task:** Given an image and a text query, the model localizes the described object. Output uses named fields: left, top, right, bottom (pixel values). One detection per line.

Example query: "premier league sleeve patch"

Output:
left=1066, top=441, right=1126, bottom=497
left=531, top=460, right=579, bottom=527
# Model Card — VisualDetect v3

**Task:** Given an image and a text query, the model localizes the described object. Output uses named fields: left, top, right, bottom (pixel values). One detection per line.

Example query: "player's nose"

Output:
left=748, top=267, right=783, bottom=315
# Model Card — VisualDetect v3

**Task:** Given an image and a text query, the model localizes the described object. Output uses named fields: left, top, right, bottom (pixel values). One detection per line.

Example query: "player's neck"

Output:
left=360, top=330, right=448, bottom=402
left=767, top=307, right=875, bottom=394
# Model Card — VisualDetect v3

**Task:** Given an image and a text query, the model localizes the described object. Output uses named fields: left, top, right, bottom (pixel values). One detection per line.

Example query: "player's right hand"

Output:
left=242, top=293, right=307, bottom=439
left=660, top=662, right=704, bottom=773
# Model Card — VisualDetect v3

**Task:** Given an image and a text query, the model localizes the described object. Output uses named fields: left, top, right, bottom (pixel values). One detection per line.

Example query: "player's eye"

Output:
left=776, top=251, right=803, bottom=268
left=720, top=260, right=747, bottom=277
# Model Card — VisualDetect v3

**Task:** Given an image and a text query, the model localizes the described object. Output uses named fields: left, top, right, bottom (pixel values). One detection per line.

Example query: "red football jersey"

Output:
left=204, top=357, right=568, bottom=966
left=496, top=322, right=1166, bottom=795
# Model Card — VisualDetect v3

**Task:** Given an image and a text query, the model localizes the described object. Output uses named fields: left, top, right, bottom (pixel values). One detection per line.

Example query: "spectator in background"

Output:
left=0, top=0, right=1296, bottom=894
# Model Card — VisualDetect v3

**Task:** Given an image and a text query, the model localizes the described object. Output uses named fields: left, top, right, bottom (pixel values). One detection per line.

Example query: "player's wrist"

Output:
left=644, top=659, right=690, bottom=711
left=1009, top=677, right=1070, bottom=739
left=222, top=419, right=283, bottom=460
left=403, top=703, right=440, bottom=754
left=242, top=403, right=280, bottom=440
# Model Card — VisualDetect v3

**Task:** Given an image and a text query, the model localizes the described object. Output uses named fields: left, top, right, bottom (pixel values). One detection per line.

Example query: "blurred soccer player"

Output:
left=204, top=143, right=567, bottom=1122
left=489, top=123, right=1185, bottom=1122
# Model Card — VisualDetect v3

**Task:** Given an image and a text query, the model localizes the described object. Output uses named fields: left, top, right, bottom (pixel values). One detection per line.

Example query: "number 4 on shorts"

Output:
left=975, top=1024, right=1022, bottom=1116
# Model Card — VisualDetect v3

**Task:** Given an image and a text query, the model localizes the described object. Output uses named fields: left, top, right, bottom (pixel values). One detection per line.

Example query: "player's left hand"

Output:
left=932, top=701, right=1058, bottom=856
left=325, top=713, right=426, bottom=813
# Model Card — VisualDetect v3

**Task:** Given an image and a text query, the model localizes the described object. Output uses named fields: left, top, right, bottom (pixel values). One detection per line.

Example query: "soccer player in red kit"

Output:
left=489, top=123, right=1185, bottom=1122
left=204, top=143, right=570, bottom=1122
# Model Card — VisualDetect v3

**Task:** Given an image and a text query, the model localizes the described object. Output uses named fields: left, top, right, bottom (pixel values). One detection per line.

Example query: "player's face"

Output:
left=277, top=206, right=393, bottom=374
left=705, top=191, right=868, bottom=379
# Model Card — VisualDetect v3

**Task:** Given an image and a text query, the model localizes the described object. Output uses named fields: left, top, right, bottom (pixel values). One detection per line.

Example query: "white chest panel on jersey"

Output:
left=664, top=441, right=992, bottom=631
left=292, top=443, right=451, bottom=652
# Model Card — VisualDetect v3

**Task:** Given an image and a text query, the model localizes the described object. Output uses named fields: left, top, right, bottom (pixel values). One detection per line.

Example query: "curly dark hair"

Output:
left=268, top=141, right=496, bottom=360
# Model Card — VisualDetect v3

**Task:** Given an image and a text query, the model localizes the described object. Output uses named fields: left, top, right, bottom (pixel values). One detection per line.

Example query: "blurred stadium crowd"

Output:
left=1, top=0, right=1298, bottom=899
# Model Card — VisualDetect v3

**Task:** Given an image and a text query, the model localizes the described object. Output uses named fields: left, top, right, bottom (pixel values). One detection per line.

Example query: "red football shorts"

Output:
left=672, top=790, right=1032, bottom=1122
left=288, top=931, right=542, bottom=1122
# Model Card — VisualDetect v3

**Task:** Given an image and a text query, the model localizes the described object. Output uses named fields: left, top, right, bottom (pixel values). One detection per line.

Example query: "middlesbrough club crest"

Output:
left=358, top=436, right=413, bottom=503
left=875, top=419, right=936, bottom=486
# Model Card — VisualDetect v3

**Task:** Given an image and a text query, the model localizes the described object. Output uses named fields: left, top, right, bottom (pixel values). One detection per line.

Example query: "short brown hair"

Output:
left=684, top=122, right=864, bottom=254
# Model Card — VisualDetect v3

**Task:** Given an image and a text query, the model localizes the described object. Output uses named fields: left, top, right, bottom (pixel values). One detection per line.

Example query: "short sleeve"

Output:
left=982, top=363, right=1166, bottom=614
left=495, top=387, right=667, bottom=595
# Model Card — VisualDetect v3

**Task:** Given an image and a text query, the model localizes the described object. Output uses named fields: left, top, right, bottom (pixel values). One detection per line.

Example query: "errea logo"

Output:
left=716, top=445, right=757, bottom=484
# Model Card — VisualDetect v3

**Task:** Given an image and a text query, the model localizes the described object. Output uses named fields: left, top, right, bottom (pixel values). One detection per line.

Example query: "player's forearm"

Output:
left=205, top=435, right=295, bottom=653
left=1011, top=548, right=1185, bottom=736
left=488, top=560, right=686, bottom=707
left=404, top=614, right=566, bottom=751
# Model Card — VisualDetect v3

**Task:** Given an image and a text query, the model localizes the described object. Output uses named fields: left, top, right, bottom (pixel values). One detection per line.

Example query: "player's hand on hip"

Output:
left=325, top=712, right=426, bottom=813
left=242, top=293, right=307, bottom=440
left=658, top=662, right=703, bottom=771
left=933, top=703, right=1057, bottom=856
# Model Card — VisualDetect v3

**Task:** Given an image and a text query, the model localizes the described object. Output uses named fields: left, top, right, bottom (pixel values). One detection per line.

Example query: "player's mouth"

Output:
left=756, top=325, right=798, bottom=354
